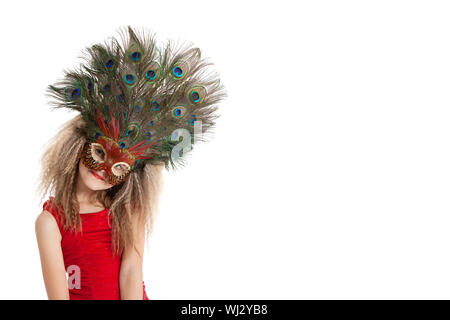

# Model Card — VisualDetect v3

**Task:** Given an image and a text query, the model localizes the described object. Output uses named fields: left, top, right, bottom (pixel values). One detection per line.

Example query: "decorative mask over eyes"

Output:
left=81, top=137, right=135, bottom=186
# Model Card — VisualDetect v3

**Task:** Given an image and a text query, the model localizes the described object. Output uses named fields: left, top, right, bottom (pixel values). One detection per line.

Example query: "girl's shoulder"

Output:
left=35, top=209, right=61, bottom=241
left=36, top=197, right=63, bottom=242
left=41, top=197, right=64, bottom=232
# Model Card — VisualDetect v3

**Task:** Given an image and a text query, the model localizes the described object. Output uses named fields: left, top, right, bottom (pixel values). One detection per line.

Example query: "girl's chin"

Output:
left=85, top=177, right=113, bottom=190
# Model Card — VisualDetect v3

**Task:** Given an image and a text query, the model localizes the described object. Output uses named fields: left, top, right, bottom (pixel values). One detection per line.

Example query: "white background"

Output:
left=0, top=0, right=449, bottom=299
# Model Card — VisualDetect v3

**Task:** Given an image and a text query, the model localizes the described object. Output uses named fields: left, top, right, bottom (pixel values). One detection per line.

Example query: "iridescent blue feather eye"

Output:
left=124, top=74, right=136, bottom=85
left=103, top=84, right=111, bottom=92
left=190, top=91, right=200, bottom=103
left=105, top=59, right=114, bottom=69
left=187, top=86, right=206, bottom=104
left=145, top=70, right=156, bottom=81
left=119, top=142, right=126, bottom=149
left=125, top=124, right=139, bottom=139
left=130, top=51, right=141, bottom=61
left=172, top=66, right=183, bottom=78
left=144, top=62, right=160, bottom=82
left=145, top=131, right=152, bottom=141
left=70, top=88, right=81, bottom=100
left=148, top=120, right=154, bottom=126
left=171, top=61, right=188, bottom=80
left=189, top=114, right=197, bottom=126
left=133, top=104, right=142, bottom=112
left=151, top=101, right=160, bottom=111
left=171, top=106, right=186, bottom=118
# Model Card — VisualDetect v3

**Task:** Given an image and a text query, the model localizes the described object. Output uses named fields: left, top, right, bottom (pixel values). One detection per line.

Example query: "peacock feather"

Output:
left=47, top=26, right=226, bottom=171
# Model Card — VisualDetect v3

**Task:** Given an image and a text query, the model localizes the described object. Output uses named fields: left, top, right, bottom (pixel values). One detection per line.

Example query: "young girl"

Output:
left=35, top=26, right=225, bottom=300
left=36, top=115, right=164, bottom=299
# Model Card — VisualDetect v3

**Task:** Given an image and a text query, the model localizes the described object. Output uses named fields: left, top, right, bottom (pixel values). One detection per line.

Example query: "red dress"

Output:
left=43, top=197, right=149, bottom=300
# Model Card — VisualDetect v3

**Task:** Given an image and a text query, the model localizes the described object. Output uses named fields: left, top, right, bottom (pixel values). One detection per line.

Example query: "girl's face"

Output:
left=78, top=159, right=114, bottom=191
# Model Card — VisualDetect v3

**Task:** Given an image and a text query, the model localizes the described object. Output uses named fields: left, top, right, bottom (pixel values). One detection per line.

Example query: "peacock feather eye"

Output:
left=145, top=70, right=156, bottom=80
left=171, top=60, right=188, bottom=80
left=119, top=142, right=127, bottom=149
left=148, top=120, right=154, bottom=126
left=144, top=62, right=160, bottom=83
left=145, top=131, right=152, bottom=141
left=189, top=114, right=197, bottom=126
left=121, top=65, right=137, bottom=88
left=70, top=88, right=81, bottom=100
left=124, top=74, right=136, bottom=85
left=125, top=123, right=137, bottom=135
left=171, top=106, right=186, bottom=118
left=125, top=123, right=140, bottom=140
left=151, top=101, right=160, bottom=111
left=103, top=83, right=111, bottom=92
left=130, top=51, right=142, bottom=62
left=105, top=59, right=115, bottom=69
left=132, top=104, right=142, bottom=112
left=190, top=91, right=200, bottom=102
left=172, top=66, right=183, bottom=78
left=127, top=42, right=142, bottom=62
left=187, top=86, right=206, bottom=104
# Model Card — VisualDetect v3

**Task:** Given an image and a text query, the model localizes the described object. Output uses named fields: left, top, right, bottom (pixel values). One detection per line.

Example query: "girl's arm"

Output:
left=119, top=214, right=145, bottom=300
left=35, top=211, right=70, bottom=300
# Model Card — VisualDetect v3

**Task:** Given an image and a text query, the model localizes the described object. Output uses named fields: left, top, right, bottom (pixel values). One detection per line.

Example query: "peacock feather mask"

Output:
left=47, top=26, right=226, bottom=185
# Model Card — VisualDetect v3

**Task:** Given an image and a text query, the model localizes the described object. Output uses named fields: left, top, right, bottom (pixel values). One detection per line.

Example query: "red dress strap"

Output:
left=42, top=196, right=65, bottom=234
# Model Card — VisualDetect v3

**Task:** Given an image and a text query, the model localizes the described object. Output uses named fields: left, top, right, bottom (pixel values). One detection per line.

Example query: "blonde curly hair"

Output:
left=36, top=114, right=164, bottom=255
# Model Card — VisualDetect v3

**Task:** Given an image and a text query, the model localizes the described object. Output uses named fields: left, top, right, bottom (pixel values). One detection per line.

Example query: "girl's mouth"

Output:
left=90, top=169, right=105, bottom=182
